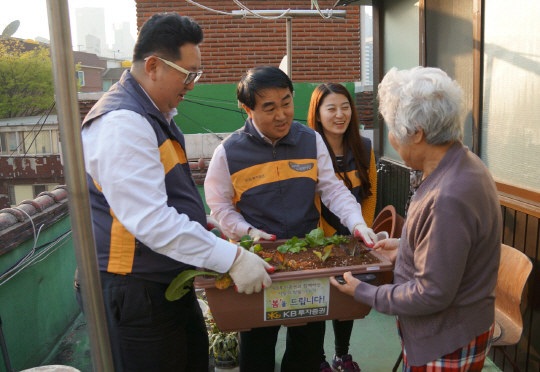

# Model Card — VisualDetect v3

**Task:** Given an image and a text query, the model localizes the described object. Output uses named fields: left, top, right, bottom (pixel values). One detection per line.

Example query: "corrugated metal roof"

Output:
left=0, top=115, right=58, bottom=127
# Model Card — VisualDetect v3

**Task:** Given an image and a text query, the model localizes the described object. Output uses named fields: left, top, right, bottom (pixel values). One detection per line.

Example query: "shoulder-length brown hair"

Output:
left=308, top=83, right=372, bottom=199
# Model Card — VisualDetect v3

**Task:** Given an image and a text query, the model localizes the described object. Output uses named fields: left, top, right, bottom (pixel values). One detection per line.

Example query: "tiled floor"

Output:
left=44, top=309, right=501, bottom=372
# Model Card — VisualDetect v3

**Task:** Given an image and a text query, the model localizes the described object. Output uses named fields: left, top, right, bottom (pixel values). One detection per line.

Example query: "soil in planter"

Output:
left=256, top=244, right=381, bottom=272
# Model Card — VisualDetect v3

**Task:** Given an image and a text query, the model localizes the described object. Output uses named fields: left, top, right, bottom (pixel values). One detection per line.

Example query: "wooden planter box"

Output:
left=195, top=245, right=393, bottom=332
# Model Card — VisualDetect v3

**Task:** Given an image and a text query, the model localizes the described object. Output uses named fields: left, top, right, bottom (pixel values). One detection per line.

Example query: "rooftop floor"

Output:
left=44, top=309, right=502, bottom=372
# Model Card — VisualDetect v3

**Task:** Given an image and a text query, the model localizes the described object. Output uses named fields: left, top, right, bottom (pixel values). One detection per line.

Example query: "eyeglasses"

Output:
left=145, top=56, right=203, bottom=85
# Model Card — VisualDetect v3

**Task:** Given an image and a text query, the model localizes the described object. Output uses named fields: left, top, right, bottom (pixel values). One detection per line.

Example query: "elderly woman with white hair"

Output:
left=331, top=66, right=501, bottom=371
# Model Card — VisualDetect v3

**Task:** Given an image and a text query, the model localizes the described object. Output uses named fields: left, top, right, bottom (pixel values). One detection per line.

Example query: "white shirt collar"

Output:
left=251, top=119, right=282, bottom=145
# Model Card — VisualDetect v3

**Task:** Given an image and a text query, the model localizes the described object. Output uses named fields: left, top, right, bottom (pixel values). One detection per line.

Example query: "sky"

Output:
left=1, top=0, right=138, bottom=49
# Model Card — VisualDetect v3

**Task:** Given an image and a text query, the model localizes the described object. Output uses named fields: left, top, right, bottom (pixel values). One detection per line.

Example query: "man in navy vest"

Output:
left=78, top=13, right=272, bottom=372
left=205, top=66, right=378, bottom=372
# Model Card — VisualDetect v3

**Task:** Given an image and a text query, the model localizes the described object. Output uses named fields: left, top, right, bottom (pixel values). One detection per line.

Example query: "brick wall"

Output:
left=135, top=1, right=361, bottom=84
left=79, top=99, right=98, bottom=123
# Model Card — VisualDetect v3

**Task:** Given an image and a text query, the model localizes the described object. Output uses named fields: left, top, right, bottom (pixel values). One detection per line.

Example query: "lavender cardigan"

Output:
left=355, top=142, right=501, bottom=366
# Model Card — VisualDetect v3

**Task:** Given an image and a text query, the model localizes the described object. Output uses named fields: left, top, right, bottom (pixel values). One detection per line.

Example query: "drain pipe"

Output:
left=45, top=1, right=114, bottom=371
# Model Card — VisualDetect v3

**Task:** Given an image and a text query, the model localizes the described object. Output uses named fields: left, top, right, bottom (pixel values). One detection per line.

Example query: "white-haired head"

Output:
left=378, top=66, right=465, bottom=145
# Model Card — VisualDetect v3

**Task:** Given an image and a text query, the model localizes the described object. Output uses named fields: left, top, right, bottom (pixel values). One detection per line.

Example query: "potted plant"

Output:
left=203, top=298, right=240, bottom=372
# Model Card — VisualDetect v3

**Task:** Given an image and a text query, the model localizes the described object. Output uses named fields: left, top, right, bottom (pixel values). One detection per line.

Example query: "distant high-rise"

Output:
left=112, top=22, right=136, bottom=60
left=75, top=7, right=106, bottom=55
left=86, top=35, right=101, bottom=55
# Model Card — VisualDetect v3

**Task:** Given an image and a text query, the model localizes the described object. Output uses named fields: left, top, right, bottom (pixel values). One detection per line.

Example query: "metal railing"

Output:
left=376, top=158, right=410, bottom=217
left=490, top=206, right=540, bottom=372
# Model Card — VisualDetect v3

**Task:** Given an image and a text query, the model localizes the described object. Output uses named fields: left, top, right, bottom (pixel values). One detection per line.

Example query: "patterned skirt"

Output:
left=397, top=318, right=494, bottom=372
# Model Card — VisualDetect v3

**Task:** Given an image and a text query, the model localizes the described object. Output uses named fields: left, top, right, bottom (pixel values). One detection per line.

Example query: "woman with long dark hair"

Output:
left=308, top=83, right=377, bottom=372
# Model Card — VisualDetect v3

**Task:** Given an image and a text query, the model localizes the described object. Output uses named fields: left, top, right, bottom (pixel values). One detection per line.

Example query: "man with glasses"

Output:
left=78, top=13, right=272, bottom=371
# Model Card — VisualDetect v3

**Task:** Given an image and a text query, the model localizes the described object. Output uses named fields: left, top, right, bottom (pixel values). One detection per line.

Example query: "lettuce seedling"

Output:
left=239, top=235, right=263, bottom=253
left=323, top=234, right=349, bottom=246
left=277, top=236, right=308, bottom=253
left=313, top=244, right=335, bottom=263
left=305, top=228, right=325, bottom=247
left=239, top=235, right=254, bottom=249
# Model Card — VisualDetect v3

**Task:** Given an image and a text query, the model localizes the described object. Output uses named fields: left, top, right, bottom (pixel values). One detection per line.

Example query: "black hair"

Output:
left=133, top=13, right=203, bottom=62
left=308, top=83, right=372, bottom=199
left=237, top=66, right=294, bottom=110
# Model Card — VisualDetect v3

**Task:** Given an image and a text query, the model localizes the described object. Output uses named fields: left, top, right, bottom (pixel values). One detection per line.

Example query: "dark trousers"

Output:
left=330, top=319, right=354, bottom=357
left=239, top=321, right=325, bottom=372
left=75, top=271, right=208, bottom=372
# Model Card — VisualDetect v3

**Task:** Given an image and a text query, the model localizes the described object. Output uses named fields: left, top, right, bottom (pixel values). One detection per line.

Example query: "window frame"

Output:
left=0, top=129, right=59, bottom=156
left=77, top=70, right=85, bottom=86
left=8, top=185, right=16, bottom=206
left=471, top=0, right=540, bottom=213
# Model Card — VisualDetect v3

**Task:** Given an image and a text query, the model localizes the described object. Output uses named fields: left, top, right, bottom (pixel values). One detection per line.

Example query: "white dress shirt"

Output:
left=81, top=105, right=237, bottom=273
left=204, top=122, right=367, bottom=241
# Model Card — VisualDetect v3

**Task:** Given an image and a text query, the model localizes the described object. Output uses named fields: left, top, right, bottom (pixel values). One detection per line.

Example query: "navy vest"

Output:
left=320, top=137, right=372, bottom=236
left=223, top=120, right=319, bottom=240
left=82, top=70, right=206, bottom=283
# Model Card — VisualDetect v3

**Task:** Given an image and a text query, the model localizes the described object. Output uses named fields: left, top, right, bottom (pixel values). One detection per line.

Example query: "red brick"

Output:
left=136, top=0, right=361, bottom=83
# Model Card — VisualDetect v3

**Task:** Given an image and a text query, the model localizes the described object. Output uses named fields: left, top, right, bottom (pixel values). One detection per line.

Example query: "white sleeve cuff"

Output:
left=203, top=238, right=238, bottom=273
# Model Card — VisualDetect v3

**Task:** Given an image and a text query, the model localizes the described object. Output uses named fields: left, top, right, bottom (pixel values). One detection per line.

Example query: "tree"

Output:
left=0, top=38, right=54, bottom=118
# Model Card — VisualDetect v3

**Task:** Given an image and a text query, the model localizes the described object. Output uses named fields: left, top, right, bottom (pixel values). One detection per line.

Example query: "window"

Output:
left=8, top=186, right=16, bottom=206
left=8, top=132, right=18, bottom=152
left=77, top=70, right=85, bottom=86
left=380, top=0, right=420, bottom=162
left=0, top=130, right=59, bottom=156
left=360, top=6, right=374, bottom=86
left=480, top=0, right=540, bottom=193
left=34, top=131, right=52, bottom=154
left=0, top=133, right=6, bottom=155
left=33, top=185, right=47, bottom=198
left=1, top=132, right=19, bottom=155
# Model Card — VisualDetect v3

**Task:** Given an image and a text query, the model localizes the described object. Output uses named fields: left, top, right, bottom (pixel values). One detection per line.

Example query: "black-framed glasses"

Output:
left=145, top=56, right=203, bottom=85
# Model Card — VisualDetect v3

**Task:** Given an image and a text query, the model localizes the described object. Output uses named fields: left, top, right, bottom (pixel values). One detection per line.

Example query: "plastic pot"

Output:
left=194, top=245, right=392, bottom=333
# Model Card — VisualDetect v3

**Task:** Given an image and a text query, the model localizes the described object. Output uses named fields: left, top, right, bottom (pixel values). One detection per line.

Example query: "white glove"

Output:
left=248, top=227, right=276, bottom=241
left=206, top=215, right=226, bottom=239
left=352, top=222, right=378, bottom=248
left=229, top=248, right=273, bottom=294
left=206, top=215, right=221, bottom=230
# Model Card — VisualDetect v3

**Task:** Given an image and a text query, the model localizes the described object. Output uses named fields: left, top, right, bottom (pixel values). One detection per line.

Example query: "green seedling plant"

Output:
left=239, top=235, right=263, bottom=253
left=210, top=228, right=222, bottom=238
left=305, top=228, right=349, bottom=248
left=277, top=236, right=308, bottom=253
left=305, top=228, right=326, bottom=247
left=313, top=244, right=335, bottom=263
left=324, top=234, right=349, bottom=246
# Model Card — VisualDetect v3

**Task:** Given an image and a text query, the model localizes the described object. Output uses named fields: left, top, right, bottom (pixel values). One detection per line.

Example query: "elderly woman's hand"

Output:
left=374, top=238, right=400, bottom=264
left=330, top=272, right=361, bottom=296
